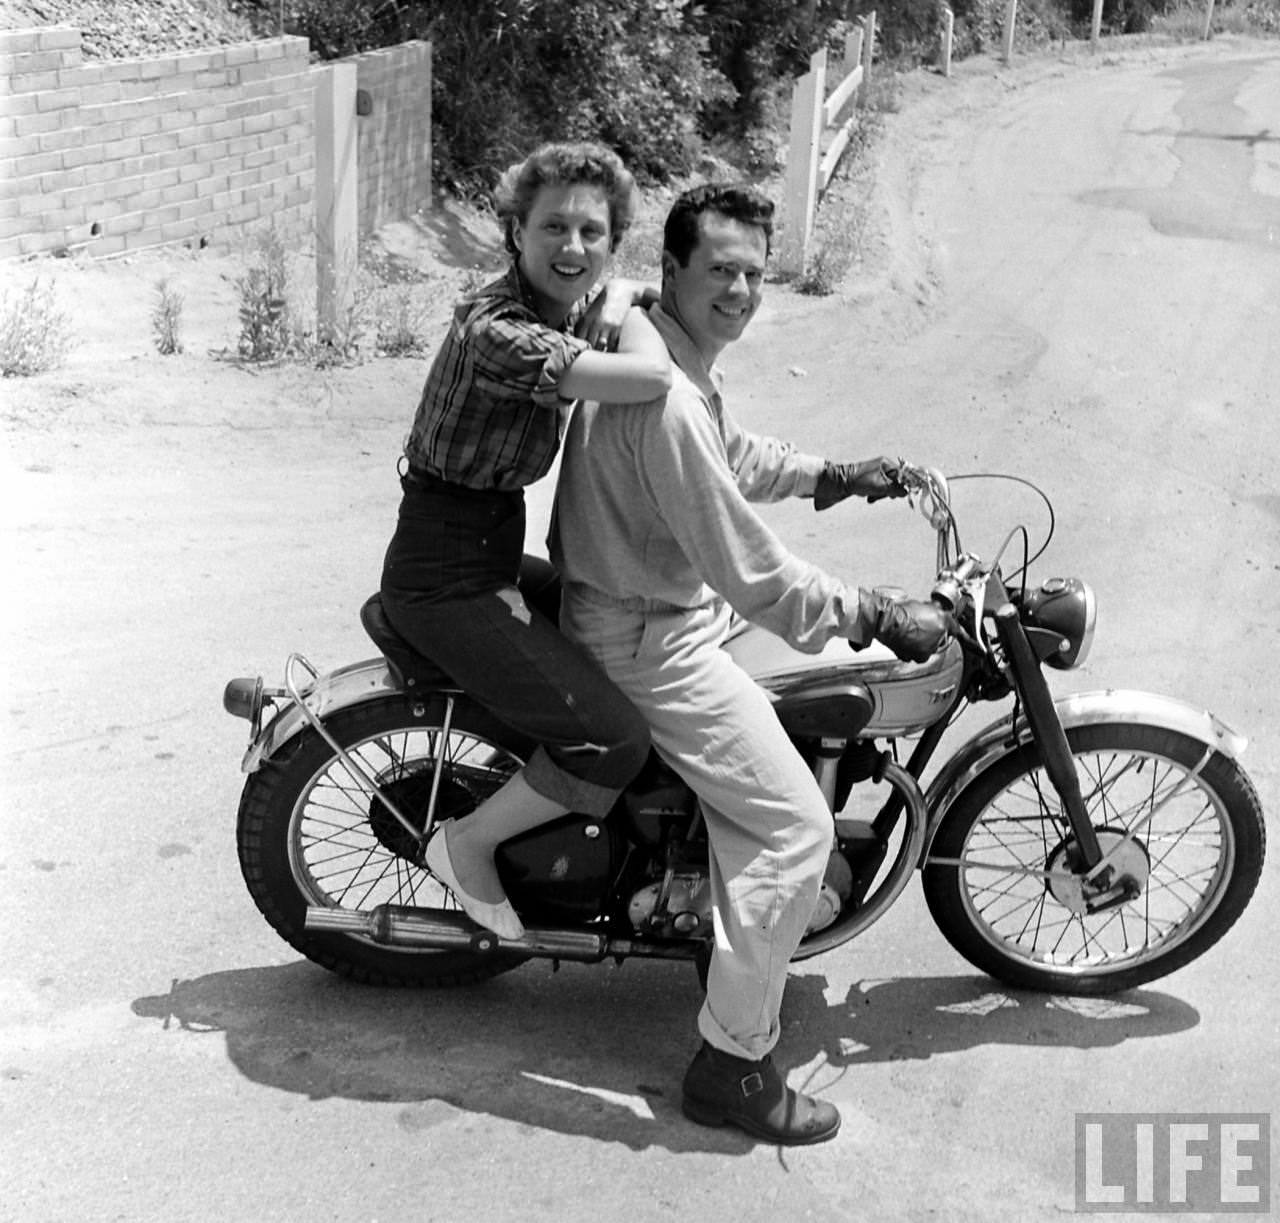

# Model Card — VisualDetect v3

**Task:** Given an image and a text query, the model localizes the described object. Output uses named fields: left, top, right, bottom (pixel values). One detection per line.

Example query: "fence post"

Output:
left=1090, top=0, right=1104, bottom=46
left=941, top=6, right=954, bottom=77
left=315, top=62, right=359, bottom=346
left=844, top=25, right=864, bottom=79
left=1002, top=0, right=1018, bottom=62
left=860, top=11, right=876, bottom=104
left=1202, top=0, right=1216, bottom=38
left=780, top=47, right=826, bottom=277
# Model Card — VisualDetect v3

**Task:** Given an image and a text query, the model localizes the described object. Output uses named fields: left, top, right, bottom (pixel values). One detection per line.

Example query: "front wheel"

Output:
left=922, top=723, right=1265, bottom=995
left=236, top=694, right=532, bottom=986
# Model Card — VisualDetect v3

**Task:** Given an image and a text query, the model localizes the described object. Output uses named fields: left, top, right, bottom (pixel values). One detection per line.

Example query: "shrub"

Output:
left=420, top=0, right=733, bottom=191
left=0, top=276, right=73, bottom=377
left=697, top=0, right=850, bottom=131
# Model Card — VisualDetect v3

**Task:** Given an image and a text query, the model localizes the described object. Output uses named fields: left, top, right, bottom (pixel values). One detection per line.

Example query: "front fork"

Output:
left=992, top=604, right=1135, bottom=905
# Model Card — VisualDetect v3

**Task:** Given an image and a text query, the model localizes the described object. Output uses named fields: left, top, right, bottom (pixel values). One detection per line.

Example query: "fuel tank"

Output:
left=724, top=621, right=964, bottom=738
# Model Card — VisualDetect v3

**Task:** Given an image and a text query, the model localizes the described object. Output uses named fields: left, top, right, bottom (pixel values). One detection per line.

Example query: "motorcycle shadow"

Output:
left=779, top=971, right=1201, bottom=1067
left=132, top=960, right=1199, bottom=1153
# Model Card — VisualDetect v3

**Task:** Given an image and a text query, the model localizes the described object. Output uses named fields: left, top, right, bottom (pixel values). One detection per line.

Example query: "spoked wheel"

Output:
left=922, top=724, right=1265, bottom=994
left=237, top=695, right=532, bottom=986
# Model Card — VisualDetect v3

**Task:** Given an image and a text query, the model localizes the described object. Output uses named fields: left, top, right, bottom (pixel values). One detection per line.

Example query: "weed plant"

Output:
left=235, top=227, right=294, bottom=362
left=0, top=276, right=73, bottom=377
left=151, top=277, right=185, bottom=355
left=373, top=283, right=432, bottom=358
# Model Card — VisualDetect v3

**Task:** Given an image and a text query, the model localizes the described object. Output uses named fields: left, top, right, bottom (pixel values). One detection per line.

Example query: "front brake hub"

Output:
left=1045, top=828, right=1150, bottom=915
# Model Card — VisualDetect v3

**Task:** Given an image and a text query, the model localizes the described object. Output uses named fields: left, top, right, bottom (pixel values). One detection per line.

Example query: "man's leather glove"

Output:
left=853, top=590, right=956, bottom=663
left=814, top=457, right=908, bottom=510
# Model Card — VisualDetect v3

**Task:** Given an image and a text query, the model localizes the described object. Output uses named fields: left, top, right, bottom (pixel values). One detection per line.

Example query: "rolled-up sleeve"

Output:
left=469, top=311, right=589, bottom=410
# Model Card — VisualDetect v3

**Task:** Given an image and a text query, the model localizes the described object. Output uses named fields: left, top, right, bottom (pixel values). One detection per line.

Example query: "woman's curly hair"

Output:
left=494, top=142, right=637, bottom=256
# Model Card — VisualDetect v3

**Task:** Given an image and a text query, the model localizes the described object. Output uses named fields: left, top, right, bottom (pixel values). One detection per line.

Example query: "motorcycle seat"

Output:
left=358, top=594, right=454, bottom=693
left=359, top=556, right=565, bottom=695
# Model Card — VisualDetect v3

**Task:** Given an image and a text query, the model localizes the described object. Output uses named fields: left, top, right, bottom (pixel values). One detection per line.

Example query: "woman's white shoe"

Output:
left=423, top=821, right=525, bottom=940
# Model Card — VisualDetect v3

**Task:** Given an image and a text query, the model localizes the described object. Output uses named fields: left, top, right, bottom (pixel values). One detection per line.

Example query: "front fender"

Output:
left=922, top=689, right=1248, bottom=856
left=240, top=657, right=410, bottom=773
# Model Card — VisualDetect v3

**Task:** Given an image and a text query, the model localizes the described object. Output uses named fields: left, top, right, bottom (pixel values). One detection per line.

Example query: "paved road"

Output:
left=3, top=36, right=1278, bottom=1223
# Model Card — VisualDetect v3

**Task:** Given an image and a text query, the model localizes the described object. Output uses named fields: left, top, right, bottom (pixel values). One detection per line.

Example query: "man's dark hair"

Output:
left=663, top=184, right=775, bottom=266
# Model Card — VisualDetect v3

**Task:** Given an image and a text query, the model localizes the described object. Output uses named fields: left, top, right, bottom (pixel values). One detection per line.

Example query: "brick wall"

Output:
left=350, top=41, right=432, bottom=237
left=0, top=28, right=316, bottom=259
left=0, top=29, right=434, bottom=262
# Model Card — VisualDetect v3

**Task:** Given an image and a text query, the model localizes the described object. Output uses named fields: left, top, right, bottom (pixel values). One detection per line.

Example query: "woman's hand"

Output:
left=577, top=279, right=658, bottom=352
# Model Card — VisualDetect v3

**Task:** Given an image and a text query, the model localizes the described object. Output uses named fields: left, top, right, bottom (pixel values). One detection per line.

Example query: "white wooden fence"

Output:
left=1002, top=0, right=1220, bottom=60
left=779, top=14, right=876, bottom=276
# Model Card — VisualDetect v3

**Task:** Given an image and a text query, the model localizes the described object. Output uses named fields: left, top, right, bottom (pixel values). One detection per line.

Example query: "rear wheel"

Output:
left=923, top=724, right=1265, bottom=994
left=236, top=695, right=532, bottom=986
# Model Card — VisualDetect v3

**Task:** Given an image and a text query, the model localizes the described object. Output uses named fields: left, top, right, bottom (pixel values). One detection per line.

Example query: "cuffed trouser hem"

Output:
left=697, top=1008, right=780, bottom=1062
left=521, top=744, right=620, bottom=818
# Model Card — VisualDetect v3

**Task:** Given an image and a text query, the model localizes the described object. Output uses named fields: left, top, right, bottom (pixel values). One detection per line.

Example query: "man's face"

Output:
left=662, top=211, right=767, bottom=362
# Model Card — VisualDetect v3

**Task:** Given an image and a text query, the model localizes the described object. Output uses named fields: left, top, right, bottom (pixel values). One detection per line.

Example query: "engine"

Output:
left=628, top=871, right=714, bottom=937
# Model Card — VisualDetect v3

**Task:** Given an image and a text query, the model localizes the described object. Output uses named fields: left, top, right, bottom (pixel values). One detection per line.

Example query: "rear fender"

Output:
left=240, top=657, right=421, bottom=773
left=921, top=689, right=1248, bottom=857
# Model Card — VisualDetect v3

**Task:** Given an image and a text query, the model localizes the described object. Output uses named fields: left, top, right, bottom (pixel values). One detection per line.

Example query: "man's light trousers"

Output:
left=562, top=592, right=832, bottom=1061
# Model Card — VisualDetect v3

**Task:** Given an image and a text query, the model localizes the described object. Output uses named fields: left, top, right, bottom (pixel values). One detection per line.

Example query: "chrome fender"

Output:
left=921, top=689, right=1248, bottom=857
left=240, top=657, right=414, bottom=773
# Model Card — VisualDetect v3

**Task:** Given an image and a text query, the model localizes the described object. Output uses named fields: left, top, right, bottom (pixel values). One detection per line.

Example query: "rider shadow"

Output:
left=132, top=962, right=1199, bottom=1153
left=131, top=957, right=738, bottom=1153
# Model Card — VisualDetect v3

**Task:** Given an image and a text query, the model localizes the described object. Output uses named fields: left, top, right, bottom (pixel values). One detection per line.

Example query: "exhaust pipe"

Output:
left=305, top=904, right=696, bottom=965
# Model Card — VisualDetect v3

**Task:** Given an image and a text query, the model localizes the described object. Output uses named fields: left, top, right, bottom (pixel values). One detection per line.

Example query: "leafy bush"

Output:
left=418, top=0, right=733, bottom=191
left=0, top=276, right=73, bottom=377
left=696, top=0, right=850, bottom=131
left=1064, top=0, right=1175, bottom=32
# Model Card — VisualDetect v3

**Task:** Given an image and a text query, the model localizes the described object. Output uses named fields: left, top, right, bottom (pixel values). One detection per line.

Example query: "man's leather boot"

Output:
left=681, top=1041, right=841, bottom=1145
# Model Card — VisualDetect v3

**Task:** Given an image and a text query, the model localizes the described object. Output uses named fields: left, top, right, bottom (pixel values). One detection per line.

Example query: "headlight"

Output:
left=1020, top=577, right=1097, bottom=670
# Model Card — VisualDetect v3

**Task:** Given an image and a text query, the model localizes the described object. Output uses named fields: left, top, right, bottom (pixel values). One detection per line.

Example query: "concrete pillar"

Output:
left=315, top=62, right=358, bottom=346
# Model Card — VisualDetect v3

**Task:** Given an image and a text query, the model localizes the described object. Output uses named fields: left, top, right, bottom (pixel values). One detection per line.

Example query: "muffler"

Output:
left=304, top=904, right=697, bottom=964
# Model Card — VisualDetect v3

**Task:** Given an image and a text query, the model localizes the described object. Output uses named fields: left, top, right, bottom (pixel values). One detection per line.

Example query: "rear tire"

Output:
left=922, top=723, right=1265, bottom=995
left=236, top=694, right=532, bottom=986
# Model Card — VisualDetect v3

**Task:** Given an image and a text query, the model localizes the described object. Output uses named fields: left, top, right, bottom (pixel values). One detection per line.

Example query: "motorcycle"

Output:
left=223, top=467, right=1265, bottom=995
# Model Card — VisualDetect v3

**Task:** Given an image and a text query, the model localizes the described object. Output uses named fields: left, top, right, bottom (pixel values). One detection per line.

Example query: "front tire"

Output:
left=923, top=723, right=1265, bottom=994
left=236, top=694, right=532, bottom=986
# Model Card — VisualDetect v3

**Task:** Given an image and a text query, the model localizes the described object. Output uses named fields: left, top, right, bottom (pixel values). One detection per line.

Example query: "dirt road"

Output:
left=3, top=35, right=1278, bottom=1223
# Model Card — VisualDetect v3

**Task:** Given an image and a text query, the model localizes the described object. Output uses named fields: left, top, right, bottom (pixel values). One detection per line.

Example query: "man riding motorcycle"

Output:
left=551, top=183, right=956, bottom=1144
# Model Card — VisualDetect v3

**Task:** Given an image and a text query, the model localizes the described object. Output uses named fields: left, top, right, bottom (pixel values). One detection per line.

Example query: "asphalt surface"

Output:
left=3, top=35, right=1278, bottom=1223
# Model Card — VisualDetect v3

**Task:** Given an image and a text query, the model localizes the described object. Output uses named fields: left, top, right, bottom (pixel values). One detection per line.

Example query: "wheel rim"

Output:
left=953, top=747, right=1235, bottom=977
left=286, top=723, right=523, bottom=922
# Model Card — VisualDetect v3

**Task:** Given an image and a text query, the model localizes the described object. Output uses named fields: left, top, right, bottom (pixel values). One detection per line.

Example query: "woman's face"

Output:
left=513, top=182, right=612, bottom=323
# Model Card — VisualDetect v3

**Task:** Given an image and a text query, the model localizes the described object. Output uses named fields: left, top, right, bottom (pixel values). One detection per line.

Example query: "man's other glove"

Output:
left=814, top=457, right=908, bottom=510
left=853, top=590, right=955, bottom=663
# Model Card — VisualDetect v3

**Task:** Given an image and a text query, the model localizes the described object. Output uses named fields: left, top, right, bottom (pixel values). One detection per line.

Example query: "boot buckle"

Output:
left=739, top=1072, right=765, bottom=1097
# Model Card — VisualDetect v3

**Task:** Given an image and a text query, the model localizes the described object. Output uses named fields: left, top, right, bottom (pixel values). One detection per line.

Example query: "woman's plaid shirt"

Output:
left=402, top=264, right=589, bottom=491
